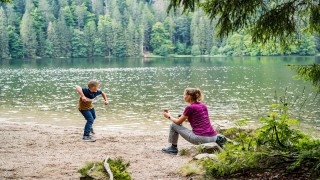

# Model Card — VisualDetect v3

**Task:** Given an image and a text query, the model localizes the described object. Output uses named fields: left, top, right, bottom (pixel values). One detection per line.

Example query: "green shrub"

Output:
left=201, top=103, right=320, bottom=178
left=175, top=42, right=187, bottom=55
left=210, top=46, right=219, bottom=55
left=191, top=45, right=201, bottom=56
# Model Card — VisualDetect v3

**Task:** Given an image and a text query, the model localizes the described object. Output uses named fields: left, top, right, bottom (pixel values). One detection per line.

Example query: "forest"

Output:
left=0, top=0, right=319, bottom=59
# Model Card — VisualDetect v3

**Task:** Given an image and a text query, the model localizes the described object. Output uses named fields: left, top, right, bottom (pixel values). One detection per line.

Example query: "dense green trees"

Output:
left=0, top=0, right=319, bottom=59
left=113, top=23, right=127, bottom=57
left=0, top=7, right=9, bottom=59
left=151, top=22, right=174, bottom=56
left=7, top=25, right=23, bottom=58
left=71, top=29, right=86, bottom=57
left=20, top=10, right=37, bottom=58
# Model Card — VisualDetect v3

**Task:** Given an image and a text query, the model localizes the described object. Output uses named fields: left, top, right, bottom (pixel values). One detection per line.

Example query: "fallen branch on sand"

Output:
left=104, top=157, right=113, bottom=180
left=86, top=163, right=96, bottom=178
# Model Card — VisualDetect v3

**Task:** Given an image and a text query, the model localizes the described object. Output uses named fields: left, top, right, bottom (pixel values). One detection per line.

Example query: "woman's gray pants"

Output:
left=168, top=123, right=217, bottom=145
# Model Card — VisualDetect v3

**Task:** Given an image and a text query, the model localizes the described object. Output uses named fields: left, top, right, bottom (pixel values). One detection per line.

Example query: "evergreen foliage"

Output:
left=0, top=0, right=318, bottom=59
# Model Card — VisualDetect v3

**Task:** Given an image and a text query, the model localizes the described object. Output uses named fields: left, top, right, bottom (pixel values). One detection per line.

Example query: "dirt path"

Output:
left=0, top=121, right=193, bottom=179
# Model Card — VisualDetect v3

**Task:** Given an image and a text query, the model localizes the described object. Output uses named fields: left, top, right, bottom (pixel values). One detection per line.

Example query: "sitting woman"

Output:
left=162, top=88, right=224, bottom=155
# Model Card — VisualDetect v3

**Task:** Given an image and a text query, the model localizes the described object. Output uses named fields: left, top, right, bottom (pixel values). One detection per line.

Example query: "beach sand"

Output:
left=0, top=121, right=193, bottom=179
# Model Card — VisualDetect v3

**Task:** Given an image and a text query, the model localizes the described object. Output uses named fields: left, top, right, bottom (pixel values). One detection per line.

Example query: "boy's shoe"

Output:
left=162, top=146, right=178, bottom=155
left=82, top=135, right=96, bottom=142
left=90, top=128, right=95, bottom=135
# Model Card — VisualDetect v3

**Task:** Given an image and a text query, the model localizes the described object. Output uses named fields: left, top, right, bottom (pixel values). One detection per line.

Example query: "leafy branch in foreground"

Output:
left=289, top=63, right=320, bottom=93
left=168, top=0, right=320, bottom=47
left=201, top=103, right=320, bottom=178
left=0, top=0, right=11, bottom=3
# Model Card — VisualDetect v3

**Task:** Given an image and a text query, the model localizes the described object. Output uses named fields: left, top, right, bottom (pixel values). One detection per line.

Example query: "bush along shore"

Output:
left=178, top=103, right=320, bottom=179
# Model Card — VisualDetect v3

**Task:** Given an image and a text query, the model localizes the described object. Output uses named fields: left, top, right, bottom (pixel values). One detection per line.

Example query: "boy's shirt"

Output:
left=78, top=88, right=102, bottom=110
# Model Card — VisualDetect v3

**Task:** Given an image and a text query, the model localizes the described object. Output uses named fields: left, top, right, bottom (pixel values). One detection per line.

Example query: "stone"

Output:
left=213, top=120, right=236, bottom=130
left=179, top=142, right=223, bottom=157
left=193, top=153, right=218, bottom=160
left=199, top=142, right=223, bottom=154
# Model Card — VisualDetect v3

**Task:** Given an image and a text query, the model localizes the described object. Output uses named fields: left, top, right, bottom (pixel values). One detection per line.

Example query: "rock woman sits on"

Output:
left=162, top=88, right=226, bottom=155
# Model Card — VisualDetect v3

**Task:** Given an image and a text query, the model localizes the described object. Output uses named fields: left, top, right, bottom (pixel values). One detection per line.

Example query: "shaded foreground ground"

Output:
left=0, top=121, right=192, bottom=179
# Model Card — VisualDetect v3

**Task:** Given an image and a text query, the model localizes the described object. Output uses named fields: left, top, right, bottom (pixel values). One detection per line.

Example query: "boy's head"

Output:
left=88, top=80, right=100, bottom=92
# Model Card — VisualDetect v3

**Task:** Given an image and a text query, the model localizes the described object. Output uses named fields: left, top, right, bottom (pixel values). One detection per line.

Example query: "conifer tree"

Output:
left=0, top=7, right=9, bottom=59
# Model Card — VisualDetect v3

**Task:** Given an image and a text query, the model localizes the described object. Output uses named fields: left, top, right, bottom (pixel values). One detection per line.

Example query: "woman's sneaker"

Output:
left=162, top=146, right=178, bottom=155
left=216, top=134, right=227, bottom=147
left=82, top=135, right=96, bottom=142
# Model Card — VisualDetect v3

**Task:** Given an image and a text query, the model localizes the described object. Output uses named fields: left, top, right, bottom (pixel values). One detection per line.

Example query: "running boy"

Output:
left=76, top=80, right=109, bottom=142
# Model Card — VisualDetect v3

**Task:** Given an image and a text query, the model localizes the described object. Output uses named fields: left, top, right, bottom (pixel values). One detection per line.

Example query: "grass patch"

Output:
left=108, top=158, right=131, bottom=180
left=78, top=162, right=96, bottom=177
left=178, top=148, right=191, bottom=156
left=178, top=163, right=203, bottom=177
left=78, top=157, right=131, bottom=180
left=196, top=144, right=205, bottom=154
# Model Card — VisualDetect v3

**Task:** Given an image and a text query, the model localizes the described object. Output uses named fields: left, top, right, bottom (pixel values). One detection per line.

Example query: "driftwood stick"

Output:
left=86, top=163, right=96, bottom=177
left=104, top=157, right=114, bottom=180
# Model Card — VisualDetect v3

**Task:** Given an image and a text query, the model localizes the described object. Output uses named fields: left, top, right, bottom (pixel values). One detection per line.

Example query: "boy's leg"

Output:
left=80, top=110, right=95, bottom=136
left=89, top=108, right=96, bottom=134
left=90, top=108, right=96, bottom=119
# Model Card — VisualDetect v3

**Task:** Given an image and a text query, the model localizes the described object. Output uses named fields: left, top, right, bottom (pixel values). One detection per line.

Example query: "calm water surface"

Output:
left=0, top=57, right=319, bottom=133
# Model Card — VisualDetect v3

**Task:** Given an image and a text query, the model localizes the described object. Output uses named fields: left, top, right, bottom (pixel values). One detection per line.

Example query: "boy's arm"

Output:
left=75, top=85, right=87, bottom=102
left=101, top=91, right=109, bottom=105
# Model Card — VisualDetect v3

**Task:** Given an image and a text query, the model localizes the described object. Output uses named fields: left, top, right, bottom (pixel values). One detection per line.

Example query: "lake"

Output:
left=0, top=57, right=319, bottom=133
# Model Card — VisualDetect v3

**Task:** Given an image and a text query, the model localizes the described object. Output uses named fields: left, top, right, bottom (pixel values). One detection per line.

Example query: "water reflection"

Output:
left=0, top=57, right=319, bottom=133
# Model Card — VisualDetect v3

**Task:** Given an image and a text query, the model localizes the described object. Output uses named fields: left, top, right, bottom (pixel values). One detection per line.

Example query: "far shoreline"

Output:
left=1, top=54, right=320, bottom=61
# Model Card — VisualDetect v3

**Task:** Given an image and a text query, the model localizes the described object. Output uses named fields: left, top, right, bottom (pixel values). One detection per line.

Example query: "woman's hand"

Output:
left=163, top=112, right=170, bottom=119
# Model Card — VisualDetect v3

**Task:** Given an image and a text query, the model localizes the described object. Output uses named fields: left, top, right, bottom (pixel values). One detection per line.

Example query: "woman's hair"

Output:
left=88, top=80, right=100, bottom=88
left=184, top=88, right=203, bottom=102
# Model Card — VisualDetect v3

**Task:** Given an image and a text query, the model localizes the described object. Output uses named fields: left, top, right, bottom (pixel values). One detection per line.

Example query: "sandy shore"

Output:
left=0, top=121, right=194, bottom=179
